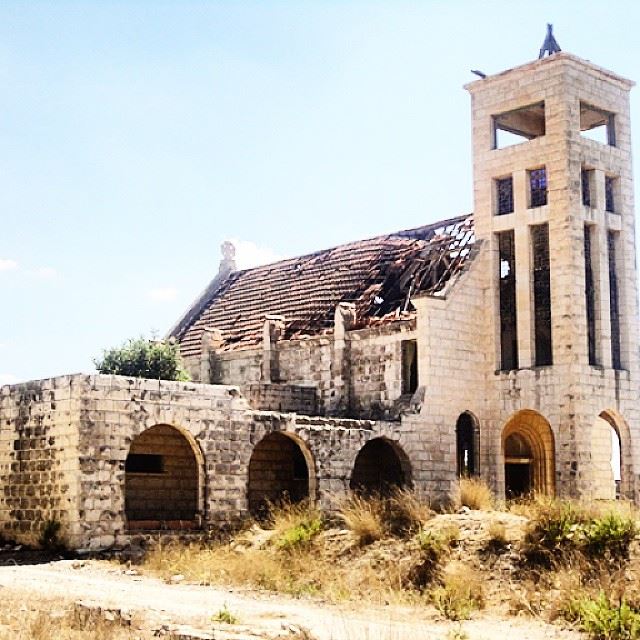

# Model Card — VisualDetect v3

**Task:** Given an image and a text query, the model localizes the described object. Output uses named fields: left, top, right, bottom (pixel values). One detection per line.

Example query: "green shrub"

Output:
left=276, top=516, right=323, bottom=551
left=565, top=592, right=640, bottom=640
left=582, top=513, right=637, bottom=559
left=211, top=604, right=239, bottom=625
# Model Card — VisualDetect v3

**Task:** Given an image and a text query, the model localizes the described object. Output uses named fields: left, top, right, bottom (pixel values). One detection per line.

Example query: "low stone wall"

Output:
left=0, top=374, right=432, bottom=550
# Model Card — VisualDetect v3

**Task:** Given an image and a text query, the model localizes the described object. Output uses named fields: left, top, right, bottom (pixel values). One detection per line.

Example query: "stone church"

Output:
left=1, top=42, right=638, bottom=550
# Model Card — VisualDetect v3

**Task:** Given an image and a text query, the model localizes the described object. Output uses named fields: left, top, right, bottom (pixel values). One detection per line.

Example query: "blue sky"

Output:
left=1, top=1, right=639, bottom=383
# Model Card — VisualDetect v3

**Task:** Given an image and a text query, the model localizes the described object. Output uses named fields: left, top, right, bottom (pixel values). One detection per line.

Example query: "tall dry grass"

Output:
left=454, top=478, right=494, bottom=511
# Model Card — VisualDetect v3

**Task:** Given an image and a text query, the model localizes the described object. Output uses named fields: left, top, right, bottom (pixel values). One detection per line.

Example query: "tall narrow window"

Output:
left=498, top=231, right=518, bottom=371
left=456, top=413, right=478, bottom=477
left=496, top=176, right=514, bottom=215
left=581, top=168, right=592, bottom=207
left=584, top=226, right=597, bottom=366
left=532, top=224, right=552, bottom=366
left=401, top=340, right=418, bottom=394
left=608, top=232, right=622, bottom=369
left=529, top=168, right=548, bottom=207
left=605, top=176, right=616, bottom=213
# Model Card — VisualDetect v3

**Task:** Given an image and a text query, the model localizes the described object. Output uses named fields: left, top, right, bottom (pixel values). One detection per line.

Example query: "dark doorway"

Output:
left=505, top=463, right=532, bottom=498
left=248, top=432, right=312, bottom=515
left=350, top=438, right=410, bottom=495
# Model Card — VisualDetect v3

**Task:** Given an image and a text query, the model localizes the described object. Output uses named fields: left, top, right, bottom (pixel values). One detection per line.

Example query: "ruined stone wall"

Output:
left=244, top=383, right=317, bottom=415
left=0, top=376, right=81, bottom=546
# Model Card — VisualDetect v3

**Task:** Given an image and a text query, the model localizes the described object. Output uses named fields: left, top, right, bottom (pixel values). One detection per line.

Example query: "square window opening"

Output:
left=492, top=101, right=546, bottom=150
left=495, top=176, right=514, bottom=215
left=580, top=102, right=616, bottom=146
left=529, top=167, right=548, bottom=208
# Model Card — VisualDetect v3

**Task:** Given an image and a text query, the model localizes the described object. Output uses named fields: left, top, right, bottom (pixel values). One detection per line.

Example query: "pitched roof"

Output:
left=172, top=214, right=475, bottom=357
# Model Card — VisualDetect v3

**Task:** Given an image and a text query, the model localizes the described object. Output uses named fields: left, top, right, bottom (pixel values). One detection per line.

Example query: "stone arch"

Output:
left=502, top=410, right=555, bottom=498
left=456, top=411, right=480, bottom=477
left=247, top=431, right=316, bottom=515
left=124, top=423, right=204, bottom=529
left=350, top=437, right=412, bottom=495
left=594, top=410, right=633, bottom=500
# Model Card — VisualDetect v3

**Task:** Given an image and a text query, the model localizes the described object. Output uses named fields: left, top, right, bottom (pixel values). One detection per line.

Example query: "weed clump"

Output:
left=455, top=478, right=494, bottom=511
left=431, top=566, right=485, bottom=621
left=564, top=591, right=640, bottom=640
left=211, top=604, right=239, bottom=625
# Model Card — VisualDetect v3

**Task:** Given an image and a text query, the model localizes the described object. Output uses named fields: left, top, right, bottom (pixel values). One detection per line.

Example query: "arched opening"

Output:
left=350, top=438, right=411, bottom=495
left=125, top=424, right=200, bottom=529
left=593, top=411, right=630, bottom=500
left=456, top=412, right=479, bottom=477
left=247, top=432, right=315, bottom=516
left=502, top=410, right=555, bottom=498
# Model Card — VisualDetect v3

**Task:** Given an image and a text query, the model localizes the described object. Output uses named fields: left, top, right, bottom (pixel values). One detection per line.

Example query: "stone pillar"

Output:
left=262, top=315, right=285, bottom=383
left=330, top=303, right=356, bottom=414
left=200, top=328, right=224, bottom=383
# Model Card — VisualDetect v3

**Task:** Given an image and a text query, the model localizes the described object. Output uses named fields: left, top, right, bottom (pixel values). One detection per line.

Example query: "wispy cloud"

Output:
left=230, top=238, right=281, bottom=270
left=0, top=373, right=19, bottom=386
left=0, top=258, right=18, bottom=271
left=147, top=287, right=178, bottom=302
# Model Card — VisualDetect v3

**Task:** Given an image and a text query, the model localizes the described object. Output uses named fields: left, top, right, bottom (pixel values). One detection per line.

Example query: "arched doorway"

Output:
left=247, top=432, right=315, bottom=515
left=125, top=424, right=201, bottom=528
left=593, top=411, right=631, bottom=500
left=502, top=410, right=555, bottom=498
left=350, top=438, right=411, bottom=495
left=456, top=412, right=479, bottom=477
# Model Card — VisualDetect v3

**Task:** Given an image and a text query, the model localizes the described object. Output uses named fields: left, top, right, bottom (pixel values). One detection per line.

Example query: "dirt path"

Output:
left=0, top=560, right=581, bottom=639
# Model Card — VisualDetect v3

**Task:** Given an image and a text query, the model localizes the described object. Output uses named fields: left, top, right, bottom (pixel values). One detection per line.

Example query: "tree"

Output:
left=94, top=337, right=191, bottom=381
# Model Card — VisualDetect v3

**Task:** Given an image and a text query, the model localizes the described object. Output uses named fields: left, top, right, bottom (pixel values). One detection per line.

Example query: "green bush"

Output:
left=94, top=336, right=190, bottom=381
left=582, top=513, right=637, bottom=559
left=276, top=516, right=323, bottom=551
left=565, top=592, right=640, bottom=640
left=211, top=604, right=239, bottom=625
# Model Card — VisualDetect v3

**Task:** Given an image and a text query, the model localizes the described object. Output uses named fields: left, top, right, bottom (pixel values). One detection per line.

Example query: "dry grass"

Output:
left=455, top=478, right=494, bottom=511
left=0, top=597, right=140, bottom=640
left=338, top=494, right=385, bottom=545
left=431, top=563, right=485, bottom=621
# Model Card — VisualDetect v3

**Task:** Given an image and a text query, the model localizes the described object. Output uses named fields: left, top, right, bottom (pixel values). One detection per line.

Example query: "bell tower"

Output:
left=465, top=34, right=639, bottom=499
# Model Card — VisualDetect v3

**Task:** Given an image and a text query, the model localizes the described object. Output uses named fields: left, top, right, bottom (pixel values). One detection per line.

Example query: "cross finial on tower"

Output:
left=538, top=23, right=561, bottom=59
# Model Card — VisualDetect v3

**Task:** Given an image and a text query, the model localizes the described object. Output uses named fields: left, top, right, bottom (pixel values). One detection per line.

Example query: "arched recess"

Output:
left=350, top=437, right=412, bottom=495
left=502, top=410, right=555, bottom=498
left=247, top=431, right=316, bottom=516
left=595, top=410, right=633, bottom=500
left=456, top=411, right=480, bottom=477
left=125, top=424, right=204, bottom=529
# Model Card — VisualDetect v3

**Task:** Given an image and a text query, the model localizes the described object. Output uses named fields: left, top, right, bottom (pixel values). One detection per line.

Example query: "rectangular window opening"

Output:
left=498, top=231, right=518, bottom=371
left=495, top=176, right=514, bottom=215
left=580, top=102, right=616, bottom=146
left=581, top=168, right=592, bottom=207
left=492, top=101, right=546, bottom=150
left=608, top=232, right=622, bottom=370
left=584, top=225, right=598, bottom=366
left=529, top=167, right=548, bottom=208
left=401, top=340, right=418, bottom=394
left=532, top=224, right=552, bottom=366
left=125, top=453, right=164, bottom=474
left=605, top=176, right=617, bottom=213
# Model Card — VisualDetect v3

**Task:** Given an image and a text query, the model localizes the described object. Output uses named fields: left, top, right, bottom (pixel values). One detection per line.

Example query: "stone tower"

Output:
left=466, top=50, right=639, bottom=500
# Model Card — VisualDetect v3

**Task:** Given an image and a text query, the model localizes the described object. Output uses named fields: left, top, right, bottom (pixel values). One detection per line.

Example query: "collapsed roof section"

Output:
left=172, top=214, right=476, bottom=357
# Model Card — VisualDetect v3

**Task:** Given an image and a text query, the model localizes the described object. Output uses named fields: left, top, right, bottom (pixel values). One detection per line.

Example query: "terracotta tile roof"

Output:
left=172, top=214, right=475, bottom=357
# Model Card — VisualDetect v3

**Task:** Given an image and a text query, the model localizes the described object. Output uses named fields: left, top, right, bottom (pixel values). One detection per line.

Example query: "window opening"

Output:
left=532, top=224, right=552, bottom=366
left=456, top=413, right=477, bottom=477
left=492, top=102, right=546, bottom=149
left=401, top=340, right=418, bottom=394
left=125, top=453, right=163, bottom=474
left=580, top=102, right=616, bottom=146
left=581, top=168, right=592, bottom=207
left=605, top=176, right=616, bottom=213
left=496, top=177, right=514, bottom=215
left=608, top=232, right=622, bottom=369
left=529, top=168, right=548, bottom=208
left=584, top=226, right=597, bottom=366
left=498, top=231, right=518, bottom=371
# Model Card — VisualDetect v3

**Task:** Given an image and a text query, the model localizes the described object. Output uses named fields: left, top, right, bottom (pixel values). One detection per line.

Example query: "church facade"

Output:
left=1, top=48, right=638, bottom=550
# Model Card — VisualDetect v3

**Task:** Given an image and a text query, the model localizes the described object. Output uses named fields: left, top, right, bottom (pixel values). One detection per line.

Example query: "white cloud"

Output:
left=230, top=238, right=281, bottom=270
left=28, top=266, right=57, bottom=279
left=0, top=259, right=18, bottom=271
left=147, top=287, right=178, bottom=302
left=0, top=373, right=19, bottom=386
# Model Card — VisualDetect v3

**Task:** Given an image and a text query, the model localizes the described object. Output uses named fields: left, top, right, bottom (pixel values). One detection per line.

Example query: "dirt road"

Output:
left=0, top=560, right=581, bottom=639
